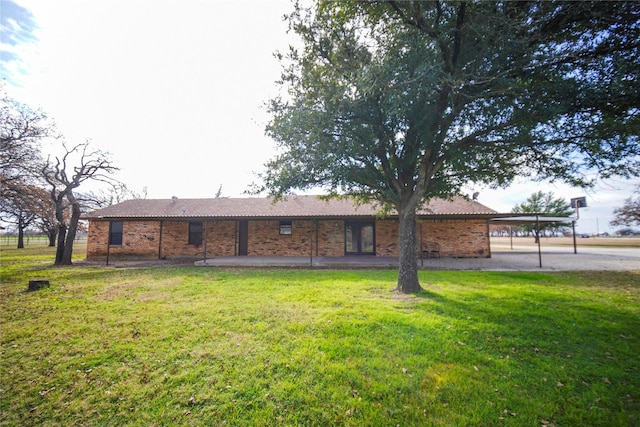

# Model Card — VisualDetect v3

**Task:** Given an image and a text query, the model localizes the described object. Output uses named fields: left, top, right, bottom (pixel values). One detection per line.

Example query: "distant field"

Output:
left=0, top=236, right=51, bottom=246
left=491, top=236, right=640, bottom=248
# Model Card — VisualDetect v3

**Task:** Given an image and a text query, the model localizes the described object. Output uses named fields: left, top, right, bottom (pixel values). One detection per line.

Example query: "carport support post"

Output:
left=536, top=215, right=542, bottom=268
left=509, top=226, right=513, bottom=250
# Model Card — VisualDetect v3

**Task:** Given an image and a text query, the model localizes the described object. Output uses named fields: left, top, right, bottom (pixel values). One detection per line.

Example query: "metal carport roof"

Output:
left=490, top=214, right=578, bottom=268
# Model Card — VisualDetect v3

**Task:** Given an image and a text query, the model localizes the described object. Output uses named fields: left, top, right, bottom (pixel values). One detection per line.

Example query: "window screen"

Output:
left=109, top=221, right=123, bottom=245
left=279, top=220, right=292, bottom=235
left=189, top=221, right=203, bottom=245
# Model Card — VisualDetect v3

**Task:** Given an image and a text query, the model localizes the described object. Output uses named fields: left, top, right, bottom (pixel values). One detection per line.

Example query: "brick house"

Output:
left=83, top=195, right=497, bottom=260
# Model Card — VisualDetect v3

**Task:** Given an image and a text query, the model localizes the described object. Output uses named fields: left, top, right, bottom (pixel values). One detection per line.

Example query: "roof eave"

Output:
left=84, top=212, right=500, bottom=221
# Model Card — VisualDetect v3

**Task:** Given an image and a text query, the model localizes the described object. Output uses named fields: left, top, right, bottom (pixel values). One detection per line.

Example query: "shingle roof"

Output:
left=83, top=195, right=497, bottom=220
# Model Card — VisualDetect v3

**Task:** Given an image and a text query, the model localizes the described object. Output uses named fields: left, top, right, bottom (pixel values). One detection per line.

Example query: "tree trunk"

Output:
left=17, top=218, right=25, bottom=249
left=47, top=228, right=56, bottom=247
left=55, top=224, right=67, bottom=265
left=59, top=200, right=81, bottom=265
left=395, top=206, right=423, bottom=293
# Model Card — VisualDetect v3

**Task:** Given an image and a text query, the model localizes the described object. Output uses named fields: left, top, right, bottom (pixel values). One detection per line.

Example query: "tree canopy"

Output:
left=512, top=191, right=574, bottom=240
left=260, top=0, right=640, bottom=292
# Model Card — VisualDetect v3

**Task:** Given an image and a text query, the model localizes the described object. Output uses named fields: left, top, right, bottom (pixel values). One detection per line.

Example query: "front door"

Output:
left=345, top=222, right=375, bottom=255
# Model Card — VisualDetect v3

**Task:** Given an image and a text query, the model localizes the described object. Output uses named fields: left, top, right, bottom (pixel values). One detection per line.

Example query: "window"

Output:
left=109, top=221, right=123, bottom=245
left=189, top=221, right=203, bottom=245
left=279, top=220, right=292, bottom=235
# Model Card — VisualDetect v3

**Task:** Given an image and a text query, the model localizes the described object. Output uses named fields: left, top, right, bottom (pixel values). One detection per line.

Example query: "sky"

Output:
left=1, top=0, right=638, bottom=235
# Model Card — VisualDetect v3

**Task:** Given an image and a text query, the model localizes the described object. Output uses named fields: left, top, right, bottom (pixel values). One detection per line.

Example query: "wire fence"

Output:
left=1, top=235, right=87, bottom=247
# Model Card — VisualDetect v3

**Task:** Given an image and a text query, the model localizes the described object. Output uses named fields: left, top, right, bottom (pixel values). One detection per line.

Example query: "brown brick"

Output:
left=87, top=218, right=490, bottom=260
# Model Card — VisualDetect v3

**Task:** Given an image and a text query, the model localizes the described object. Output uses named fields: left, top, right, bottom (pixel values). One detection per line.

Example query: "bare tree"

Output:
left=611, top=186, right=640, bottom=228
left=0, top=85, right=52, bottom=190
left=87, top=182, right=144, bottom=208
left=43, top=141, right=119, bottom=265
left=0, top=183, right=47, bottom=248
left=1, top=85, right=55, bottom=240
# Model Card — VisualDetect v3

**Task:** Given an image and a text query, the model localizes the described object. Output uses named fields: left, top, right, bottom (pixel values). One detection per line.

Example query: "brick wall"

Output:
left=159, top=221, right=203, bottom=258
left=375, top=219, right=399, bottom=257
left=204, top=221, right=238, bottom=257
left=419, top=219, right=491, bottom=258
left=86, top=217, right=490, bottom=259
left=87, top=220, right=161, bottom=258
left=248, top=220, right=347, bottom=256
left=373, top=219, right=490, bottom=258
left=86, top=220, right=108, bottom=256
left=249, top=220, right=313, bottom=256
left=87, top=220, right=236, bottom=259
left=316, top=220, right=344, bottom=256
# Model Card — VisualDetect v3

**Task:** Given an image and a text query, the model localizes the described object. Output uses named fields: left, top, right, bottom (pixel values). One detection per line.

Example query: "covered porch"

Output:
left=193, top=246, right=639, bottom=271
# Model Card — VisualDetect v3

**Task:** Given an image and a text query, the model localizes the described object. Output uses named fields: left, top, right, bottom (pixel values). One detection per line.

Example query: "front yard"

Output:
left=1, top=244, right=638, bottom=426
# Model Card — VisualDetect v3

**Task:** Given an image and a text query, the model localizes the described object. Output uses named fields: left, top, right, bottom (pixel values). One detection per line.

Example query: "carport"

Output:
left=490, top=215, right=577, bottom=268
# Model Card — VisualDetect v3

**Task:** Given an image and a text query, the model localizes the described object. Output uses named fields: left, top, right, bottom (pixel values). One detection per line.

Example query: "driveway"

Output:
left=424, top=247, right=639, bottom=271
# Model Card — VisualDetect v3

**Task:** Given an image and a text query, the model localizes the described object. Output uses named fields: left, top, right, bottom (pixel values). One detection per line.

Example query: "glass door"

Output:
left=345, top=222, right=375, bottom=255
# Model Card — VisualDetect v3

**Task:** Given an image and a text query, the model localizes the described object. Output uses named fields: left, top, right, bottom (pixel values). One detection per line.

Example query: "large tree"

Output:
left=0, top=183, right=52, bottom=248
left=43, top=141, right=119, bottom=265
left=259, top=1, right=640, bottom=293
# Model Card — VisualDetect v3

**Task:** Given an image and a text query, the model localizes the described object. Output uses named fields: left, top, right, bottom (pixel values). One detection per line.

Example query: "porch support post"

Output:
left=158, top=220, right=164, bottom=259
left=309, top=220, right=313, bottom=267
left=203, top=220, right=208, bottom=264
left=234, top=221, right=238, bottom=256
left=106, top=223, right=111, bottom=266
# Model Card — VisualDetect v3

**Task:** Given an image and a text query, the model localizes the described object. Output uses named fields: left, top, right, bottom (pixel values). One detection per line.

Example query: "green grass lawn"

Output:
left=1, top=245, right=639, bottom=426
